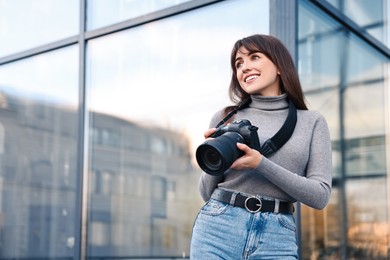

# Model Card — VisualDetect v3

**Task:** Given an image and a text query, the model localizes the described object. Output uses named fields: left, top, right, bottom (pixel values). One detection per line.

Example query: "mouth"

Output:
left=244, top=74, right=260, bottom=83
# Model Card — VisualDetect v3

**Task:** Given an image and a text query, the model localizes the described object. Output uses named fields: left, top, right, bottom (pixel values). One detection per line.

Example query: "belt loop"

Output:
left=230, top=192, right=238, bottom=205
left=273, top=199, right=280, bottom=214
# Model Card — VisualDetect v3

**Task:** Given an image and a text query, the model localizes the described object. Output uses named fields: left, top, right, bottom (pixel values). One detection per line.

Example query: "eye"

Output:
left=235, top=61, right=243, bottom=69
left=251, top=54, right=260, bottom=60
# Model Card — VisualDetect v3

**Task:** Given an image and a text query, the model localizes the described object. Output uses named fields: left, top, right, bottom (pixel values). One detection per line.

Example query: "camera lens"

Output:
left=196, top=132, right=244, bottom=176
left=201, top=147, right=222, bottom=171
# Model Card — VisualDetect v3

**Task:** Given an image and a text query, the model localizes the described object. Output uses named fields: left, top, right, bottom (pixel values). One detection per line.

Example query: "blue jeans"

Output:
left=190, top=199, right=298, bottom=259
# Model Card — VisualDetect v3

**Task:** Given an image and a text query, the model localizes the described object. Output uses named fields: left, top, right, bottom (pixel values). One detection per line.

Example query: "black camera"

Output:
left=195, top=119, right=261, bottom=176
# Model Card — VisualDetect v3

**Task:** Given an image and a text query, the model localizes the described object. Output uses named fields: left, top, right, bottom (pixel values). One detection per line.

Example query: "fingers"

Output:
left=236, top=142, right=250, bottom=152
left=204, top=128, right=217, bottom=139
left=230, top=143, right=262, bottom=169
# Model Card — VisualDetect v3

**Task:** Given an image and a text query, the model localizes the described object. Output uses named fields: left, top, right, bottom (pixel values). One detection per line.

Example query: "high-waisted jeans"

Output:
left=190, top=199, right=298, bottom=259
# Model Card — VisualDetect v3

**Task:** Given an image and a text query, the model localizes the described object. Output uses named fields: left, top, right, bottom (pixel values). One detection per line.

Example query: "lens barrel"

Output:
left=196, top=132, right=244, bottom=176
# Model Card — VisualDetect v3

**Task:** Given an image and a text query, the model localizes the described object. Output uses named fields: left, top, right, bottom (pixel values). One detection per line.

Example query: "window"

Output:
left=86, top=0, right=270, bottom=257
left=299, top=1, right=389, bottom=258
left=0, top=46, right=79, bottom=258
left=0, top=0, right=79, bottom=57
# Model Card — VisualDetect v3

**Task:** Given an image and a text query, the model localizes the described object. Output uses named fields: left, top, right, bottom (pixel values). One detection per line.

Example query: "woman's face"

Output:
left=234, top=46, right=281, bottom=96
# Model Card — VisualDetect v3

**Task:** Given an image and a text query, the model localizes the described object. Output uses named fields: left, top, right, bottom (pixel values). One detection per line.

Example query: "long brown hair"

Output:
left=225, top=34, right=307, bottom=114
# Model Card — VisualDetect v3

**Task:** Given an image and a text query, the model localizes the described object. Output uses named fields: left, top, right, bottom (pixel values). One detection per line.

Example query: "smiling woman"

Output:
left=0, top=0, right=389, bottom=259
left=190, top=34, right=332, bottom=259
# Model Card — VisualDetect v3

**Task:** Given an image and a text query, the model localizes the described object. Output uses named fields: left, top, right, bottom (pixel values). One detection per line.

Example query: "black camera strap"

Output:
left=260, top=99, right=297, bottom=157
left=215, top=99, right=252, bottom=128
left=215, top=98, right=297, bottom=157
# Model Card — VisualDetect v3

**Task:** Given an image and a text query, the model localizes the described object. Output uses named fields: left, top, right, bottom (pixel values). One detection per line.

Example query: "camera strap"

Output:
left=260, top=99, right=297, bottom=157
left=215, top=99, right=252, bottom=128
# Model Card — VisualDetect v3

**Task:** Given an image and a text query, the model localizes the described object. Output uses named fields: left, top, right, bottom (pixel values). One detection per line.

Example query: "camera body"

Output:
left=196, top=119, right=261, bottom=176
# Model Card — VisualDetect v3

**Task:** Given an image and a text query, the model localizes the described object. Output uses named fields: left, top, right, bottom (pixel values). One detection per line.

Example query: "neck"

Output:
left=248, top=93, right=288, bottom=111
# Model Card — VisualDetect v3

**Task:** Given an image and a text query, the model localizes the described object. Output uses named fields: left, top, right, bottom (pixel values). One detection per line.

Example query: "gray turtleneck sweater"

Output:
left=198, top=94, right=332, bottom=210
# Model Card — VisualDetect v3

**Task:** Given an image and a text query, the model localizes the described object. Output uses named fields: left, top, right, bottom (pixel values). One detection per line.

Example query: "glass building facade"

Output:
left=0, top=0, right=389, bottom=259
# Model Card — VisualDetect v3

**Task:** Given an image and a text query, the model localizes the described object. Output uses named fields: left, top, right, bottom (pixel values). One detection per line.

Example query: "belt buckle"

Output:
left=244, top=196, right=262, bottom=213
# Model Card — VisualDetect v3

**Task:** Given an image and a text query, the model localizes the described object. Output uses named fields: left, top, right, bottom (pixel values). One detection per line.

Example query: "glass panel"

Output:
left=87, top=0, right=191, bottom=30
left=324, top=0, right=388, bottom=48
left=86, top=0, right=269, bottom=258
left=299, top=2, right=344, bottom=258
left=299, top=0, right=389, bottom=259
left=300, top=188, right=341, bottom=259
left=344, top=84, right=386, bottom=177
left=0, top=46, right=79, bottom=258
left=298, top=1, right=341, bottom=138
left=342, top=35, right=387, bottom=178
left=346, top=178, right=388, bottom=259
left=0, top=0, right=79, bottom=58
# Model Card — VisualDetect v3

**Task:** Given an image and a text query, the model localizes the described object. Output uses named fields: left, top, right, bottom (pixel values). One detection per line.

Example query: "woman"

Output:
left=190, top=34, right=332, bottom=259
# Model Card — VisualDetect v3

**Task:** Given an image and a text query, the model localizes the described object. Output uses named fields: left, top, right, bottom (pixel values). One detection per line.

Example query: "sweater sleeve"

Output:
left=255, top=115, right=332, bottom=209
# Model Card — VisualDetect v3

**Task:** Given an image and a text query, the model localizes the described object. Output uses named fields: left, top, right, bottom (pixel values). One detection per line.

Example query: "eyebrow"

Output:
left=234, top=57, right=243, bottom=63
left=235, top=51, right=261, bottom=63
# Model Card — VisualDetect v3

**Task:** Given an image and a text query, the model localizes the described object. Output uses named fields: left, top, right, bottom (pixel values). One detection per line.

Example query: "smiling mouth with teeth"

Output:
left=245, top=75, right=259, bottom=83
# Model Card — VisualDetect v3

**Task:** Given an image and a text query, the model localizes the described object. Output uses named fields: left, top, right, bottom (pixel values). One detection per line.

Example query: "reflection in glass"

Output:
left=298, top=0, right=341, bottom=172
left=0, top=46, right=79, bottom=258
left=324, top=0, right=388, bottom=47
left=87, top=0, right=191, bottom=30
left=86, top=0, right=269, bottom=257
left=299, top=2, right=343, bottom=258
left=300, top=188, right=341, bottom=259
left=344, top=80, right=386, bottom=178
left=0, top=0, right=79, bottom=58
left=299, top=0, right=389, bottom=259
left=344, top=36, right=386, bottom=139
left=346, top=178, right=388, bottom=259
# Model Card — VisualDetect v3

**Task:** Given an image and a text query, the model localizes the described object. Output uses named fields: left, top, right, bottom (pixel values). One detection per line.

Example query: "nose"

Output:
left=241, top=61, right=251, bottom=73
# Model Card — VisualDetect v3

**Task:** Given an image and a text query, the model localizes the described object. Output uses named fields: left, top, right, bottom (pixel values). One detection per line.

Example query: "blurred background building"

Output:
left=0, top=0, right=389, bottom=259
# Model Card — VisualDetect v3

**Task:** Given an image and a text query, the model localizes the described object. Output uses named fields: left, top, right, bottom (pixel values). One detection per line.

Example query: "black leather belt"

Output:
left=211, top=189, right=294, bottom=214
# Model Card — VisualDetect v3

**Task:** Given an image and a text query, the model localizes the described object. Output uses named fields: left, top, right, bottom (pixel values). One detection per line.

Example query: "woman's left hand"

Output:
left=230, top=142, right=263, bottom=170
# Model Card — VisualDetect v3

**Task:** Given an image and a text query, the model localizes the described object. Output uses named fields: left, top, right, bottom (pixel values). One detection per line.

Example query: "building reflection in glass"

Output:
left=299, top=0, right=389, bottom=259
left=0, top=92, right=78, bottom=258
left=324, top=0, right=387, bottom=47
left=87, top=111, right=201, bottom=257
left=0, top=45, right=79, bottom=258
left=0, top=90, right=200, bottom=258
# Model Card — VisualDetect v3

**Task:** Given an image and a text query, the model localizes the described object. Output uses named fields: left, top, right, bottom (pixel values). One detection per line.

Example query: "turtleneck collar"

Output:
left=248, top=93, right=289, bottom=111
